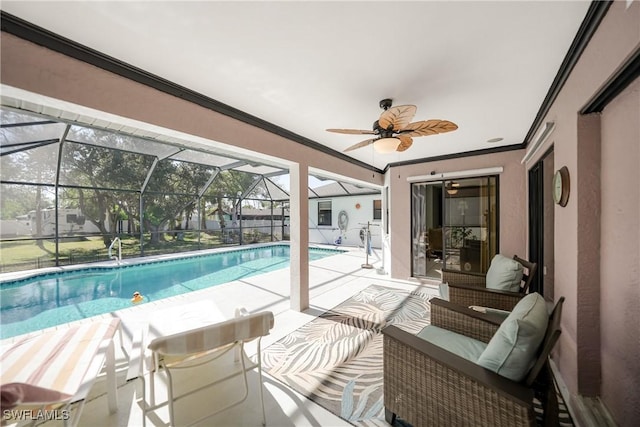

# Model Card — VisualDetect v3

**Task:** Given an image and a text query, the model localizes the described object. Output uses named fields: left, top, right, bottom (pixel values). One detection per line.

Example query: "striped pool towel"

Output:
left=0, top=318, right=120, bottom=411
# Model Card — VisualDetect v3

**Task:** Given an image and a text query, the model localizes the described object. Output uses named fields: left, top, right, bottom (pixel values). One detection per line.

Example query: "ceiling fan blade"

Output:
left=396, top=135, right=413, bottom=152
left=379, top=105, right=417, bottom=131
left=343, top=138, right=376, bottom=152
left=326, top=128, right=376, bottom=135
left=401, top=119, right=458, bottom=137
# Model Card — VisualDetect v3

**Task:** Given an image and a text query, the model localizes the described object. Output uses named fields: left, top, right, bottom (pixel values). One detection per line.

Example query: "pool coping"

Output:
left=0, top=241, right=345, bottom=284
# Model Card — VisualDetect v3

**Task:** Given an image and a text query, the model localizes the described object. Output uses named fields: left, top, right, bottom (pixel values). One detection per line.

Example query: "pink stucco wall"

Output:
left=388, top=150, right=527, bottom=280
left=523, top=1, right=639, bottom=423
left=599, top=77, right=640, bottom=424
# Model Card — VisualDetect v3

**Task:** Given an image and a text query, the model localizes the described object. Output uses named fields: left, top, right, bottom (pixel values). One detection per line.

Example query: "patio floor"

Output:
left=2, top=245, right=441, bottom=427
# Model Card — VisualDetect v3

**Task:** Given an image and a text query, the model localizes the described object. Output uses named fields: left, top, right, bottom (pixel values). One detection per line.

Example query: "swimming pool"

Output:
left=0, top=245, right=343, bottom=339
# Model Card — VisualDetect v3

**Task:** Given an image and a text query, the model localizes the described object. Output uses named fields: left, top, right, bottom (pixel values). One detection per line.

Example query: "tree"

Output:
left=0, top=184, right=38, bottom=220
left=0, top=118, right=59, bottom=247
left=142, top=160, right=213, bottom=243
left=59, top=132, right=154, bottom=246
left=203, top=170, right=261, bottom=231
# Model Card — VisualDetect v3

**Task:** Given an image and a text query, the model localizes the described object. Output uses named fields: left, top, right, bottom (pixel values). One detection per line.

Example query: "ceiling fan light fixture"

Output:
left=374, top=137, right=400, bottom=154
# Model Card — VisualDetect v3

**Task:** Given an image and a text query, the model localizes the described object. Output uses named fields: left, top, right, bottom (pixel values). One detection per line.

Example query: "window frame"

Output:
left=373, top=199, right=382, bottom=220
left=317, top=200, right=332, bottom=226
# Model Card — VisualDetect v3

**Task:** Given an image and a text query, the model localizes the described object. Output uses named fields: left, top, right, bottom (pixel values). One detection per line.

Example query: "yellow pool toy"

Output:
left=131, top=291, right=144, bottom=304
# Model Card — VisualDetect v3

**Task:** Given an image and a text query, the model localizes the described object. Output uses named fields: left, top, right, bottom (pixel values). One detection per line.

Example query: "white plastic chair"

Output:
left=138, top=309, right=274, bottom=426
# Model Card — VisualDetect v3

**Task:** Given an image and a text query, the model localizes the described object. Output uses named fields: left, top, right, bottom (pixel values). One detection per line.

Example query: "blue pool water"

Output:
left=0, top=245, right=342, bottom=339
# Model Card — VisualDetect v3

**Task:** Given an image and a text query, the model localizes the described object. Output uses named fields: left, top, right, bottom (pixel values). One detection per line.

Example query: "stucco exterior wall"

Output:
left=522, top=1, right=639, bottom=423
left=599, top=76, right=640, bottom=424
left=309, top=194, right=383, bottom=248
left=388, top=149, right=527, bottom=280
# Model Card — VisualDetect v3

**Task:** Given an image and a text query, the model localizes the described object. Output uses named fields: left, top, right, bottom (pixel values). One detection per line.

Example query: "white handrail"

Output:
left=108, top=237, right=121, bottom=265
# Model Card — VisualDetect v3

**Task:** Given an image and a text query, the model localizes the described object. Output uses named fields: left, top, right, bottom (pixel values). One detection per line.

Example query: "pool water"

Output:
left=0, top=245, right=342, bottom=339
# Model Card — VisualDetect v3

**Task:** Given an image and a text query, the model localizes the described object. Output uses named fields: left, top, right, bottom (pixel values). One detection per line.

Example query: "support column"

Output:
left=289, top=163, right=309, bottom=311
left=576, top=113, right=602, bottom=396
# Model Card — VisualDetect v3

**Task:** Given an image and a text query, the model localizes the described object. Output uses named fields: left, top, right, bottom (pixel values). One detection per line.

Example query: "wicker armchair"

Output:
left=383, top=296, right=563, bottom=427
left=443, top=255, right=538, bottom=311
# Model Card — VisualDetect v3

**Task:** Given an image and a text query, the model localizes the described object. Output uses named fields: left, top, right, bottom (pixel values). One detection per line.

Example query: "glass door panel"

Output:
left=442, top=176, right=497, bottom=273
left=411, top=182, right=443, bottom=278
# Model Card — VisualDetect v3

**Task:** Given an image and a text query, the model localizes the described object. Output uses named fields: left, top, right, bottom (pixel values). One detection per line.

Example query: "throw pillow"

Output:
left=485, top=254, right=524, bottom=292
left=476, top=292, right=548, bottom=381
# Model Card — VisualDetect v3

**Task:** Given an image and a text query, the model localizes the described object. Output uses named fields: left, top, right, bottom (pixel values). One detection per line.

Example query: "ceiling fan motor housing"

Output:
left=379, top=98, right=393, bottom=110
left=372, top=120, right=394, bottom=136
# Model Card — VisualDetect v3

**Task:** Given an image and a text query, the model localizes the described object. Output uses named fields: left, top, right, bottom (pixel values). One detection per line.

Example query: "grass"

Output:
left=0, top=230, right=283, bottom=273
left=0, top=237, right=105, bottom=264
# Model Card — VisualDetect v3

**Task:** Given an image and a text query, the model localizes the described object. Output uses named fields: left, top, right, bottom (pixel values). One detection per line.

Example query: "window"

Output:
left=373, top=199, right=382, bottom=220
left=318, top=201, right=332, bottom=226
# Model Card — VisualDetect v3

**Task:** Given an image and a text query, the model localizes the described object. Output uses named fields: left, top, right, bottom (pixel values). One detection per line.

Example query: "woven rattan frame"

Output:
left=443, top=254, right=537, bottom=310
left=383, top=327, right=535, bottom=427
left=431, top=298, right=501, bottom=343
left=382, top=296, right=563, bottom=427
left=442, top=269, right=487, bottom=287
left=448, top=284, right=523, bottom=311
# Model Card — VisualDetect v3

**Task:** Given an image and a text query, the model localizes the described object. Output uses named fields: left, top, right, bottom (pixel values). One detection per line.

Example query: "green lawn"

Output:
left=0, top=237, right=105, bottom=264
left=0, top=230, right=279, bottom=273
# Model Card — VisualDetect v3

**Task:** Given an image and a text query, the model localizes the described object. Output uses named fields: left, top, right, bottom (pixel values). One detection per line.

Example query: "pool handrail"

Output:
left=108, top=237, right=121, bottom=265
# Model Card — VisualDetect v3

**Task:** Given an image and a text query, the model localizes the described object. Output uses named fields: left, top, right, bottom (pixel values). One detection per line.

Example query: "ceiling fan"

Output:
left=327, top=99, right=458, bottom=154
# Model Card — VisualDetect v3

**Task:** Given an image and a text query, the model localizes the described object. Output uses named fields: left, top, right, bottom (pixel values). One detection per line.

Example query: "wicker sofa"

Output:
left=442, top=254, right=538, bottom=311
left=382, top=295, right=563, bottom=427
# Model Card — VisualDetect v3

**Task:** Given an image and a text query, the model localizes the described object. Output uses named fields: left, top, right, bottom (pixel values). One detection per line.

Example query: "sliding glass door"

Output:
left=412, top=176, right=498, bottom=279
left=411, top=182, right=443, bottom=277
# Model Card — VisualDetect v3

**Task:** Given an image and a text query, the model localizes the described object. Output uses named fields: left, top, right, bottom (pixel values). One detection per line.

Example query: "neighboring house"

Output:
left=308, top=182, right=382, bottom=249
left=15, top=208, right=101, bottom=236
left=203, top=207, right=289, bottom=238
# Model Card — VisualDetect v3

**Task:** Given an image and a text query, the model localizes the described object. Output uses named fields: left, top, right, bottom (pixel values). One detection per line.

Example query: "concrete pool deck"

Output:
left=1, top=245, right=441, bottom=426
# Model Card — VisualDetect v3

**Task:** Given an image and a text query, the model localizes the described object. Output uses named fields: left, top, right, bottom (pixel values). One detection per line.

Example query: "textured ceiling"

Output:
left=1, top=1, right=592, bottom=171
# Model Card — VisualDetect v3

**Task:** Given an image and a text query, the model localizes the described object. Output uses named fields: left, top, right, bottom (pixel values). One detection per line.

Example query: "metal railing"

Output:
left=108, top=237, right=122, bottom=264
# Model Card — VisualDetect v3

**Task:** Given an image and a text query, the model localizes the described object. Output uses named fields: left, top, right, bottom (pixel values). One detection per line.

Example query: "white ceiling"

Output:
left=1, top=1, right=592, bottom=171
